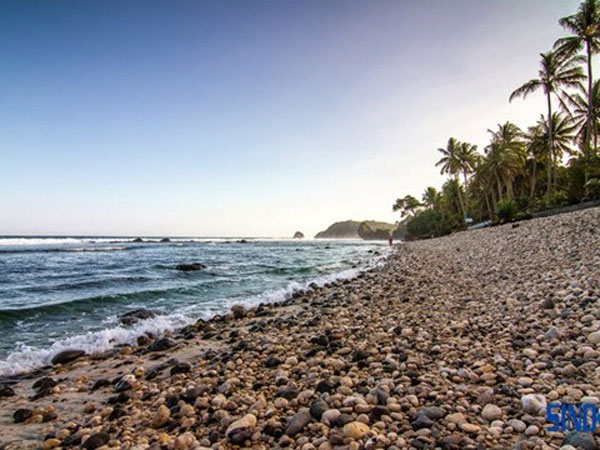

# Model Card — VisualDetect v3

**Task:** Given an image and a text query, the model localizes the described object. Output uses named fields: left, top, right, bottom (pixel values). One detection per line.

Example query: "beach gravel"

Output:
left=1, top=207, right=600, bottom=449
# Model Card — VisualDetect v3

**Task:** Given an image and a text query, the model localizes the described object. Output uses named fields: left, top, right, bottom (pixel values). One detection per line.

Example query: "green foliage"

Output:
left=391, top=1, right=600, bottom=240
left=392, top=195, right=421, bottom=217
left=357, top=221, right=393, bottom=240
left=497, top=198, right=519, bottom=222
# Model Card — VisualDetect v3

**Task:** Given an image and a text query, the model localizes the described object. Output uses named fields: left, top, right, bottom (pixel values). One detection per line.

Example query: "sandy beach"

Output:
left=1, top=207, right=599, bottom=449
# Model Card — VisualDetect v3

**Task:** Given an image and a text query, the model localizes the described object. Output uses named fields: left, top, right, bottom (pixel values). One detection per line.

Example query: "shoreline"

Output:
left=0, top=207, right=599, bottom=449
left=0, top=244, right=389, bottom=379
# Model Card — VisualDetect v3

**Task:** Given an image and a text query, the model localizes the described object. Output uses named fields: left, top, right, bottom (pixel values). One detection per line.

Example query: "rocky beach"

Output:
left=1, top=207, right=599, bottom=450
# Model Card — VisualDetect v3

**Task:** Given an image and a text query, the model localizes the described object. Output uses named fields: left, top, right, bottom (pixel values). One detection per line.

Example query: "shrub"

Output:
left=497, top=198, right=519, bottom=222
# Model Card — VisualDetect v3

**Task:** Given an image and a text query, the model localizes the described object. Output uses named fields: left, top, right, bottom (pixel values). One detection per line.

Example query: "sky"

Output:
left=0, top=0, right=585, bottom=237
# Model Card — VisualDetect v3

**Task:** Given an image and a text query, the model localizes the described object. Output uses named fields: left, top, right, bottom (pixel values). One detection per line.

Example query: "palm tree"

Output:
left=422, top=187, right=440, bottom=211
left=392, top=195, right=421, bottom=218
left=435, top=138, right=468, bottom=217
left=540, top=112, right=578, bottom=191
left=555, top=0, right=600, bottom=160
left=562, top=79, right=600, bottom=151
left=457, top=142, right=479, bottom=186
left=524, top=122, right=547, bottom=199
left=509, top=50, right=585, bottom=205
left=486, top=122, right=526, bottom=199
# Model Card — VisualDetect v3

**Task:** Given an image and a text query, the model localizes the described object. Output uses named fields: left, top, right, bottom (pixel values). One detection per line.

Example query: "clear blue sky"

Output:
left=0, top=0, right=582, bottom=237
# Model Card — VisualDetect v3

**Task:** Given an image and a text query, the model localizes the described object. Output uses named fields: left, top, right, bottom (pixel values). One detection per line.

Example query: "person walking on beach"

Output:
left=388, top=236, right=393, bottom=246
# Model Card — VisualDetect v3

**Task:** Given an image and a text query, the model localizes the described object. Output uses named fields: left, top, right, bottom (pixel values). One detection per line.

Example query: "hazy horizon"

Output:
left=0, top=0, right=586, bottom=237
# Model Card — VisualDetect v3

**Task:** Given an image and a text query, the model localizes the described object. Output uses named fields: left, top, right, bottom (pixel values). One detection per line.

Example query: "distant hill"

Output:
left=315, top=220, right=396, bottom=239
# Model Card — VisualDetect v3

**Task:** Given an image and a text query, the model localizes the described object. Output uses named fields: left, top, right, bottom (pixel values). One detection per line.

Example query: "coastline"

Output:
left=0, top=240, right=387, bottom=378
left=1, top=208, right=599, bottom=449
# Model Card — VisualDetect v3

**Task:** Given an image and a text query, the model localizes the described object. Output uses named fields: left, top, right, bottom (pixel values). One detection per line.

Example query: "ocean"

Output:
left=0, top=236, right=387, bottom=376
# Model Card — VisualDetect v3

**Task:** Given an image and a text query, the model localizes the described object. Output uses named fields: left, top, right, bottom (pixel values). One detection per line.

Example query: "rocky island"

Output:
left=0, top=207, right=599, bottom=449
left=315, top=221, right=396, bottom=240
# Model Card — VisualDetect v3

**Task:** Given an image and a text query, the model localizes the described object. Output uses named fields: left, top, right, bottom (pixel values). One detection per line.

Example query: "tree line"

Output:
left=393, top=0, right=600, bottom=240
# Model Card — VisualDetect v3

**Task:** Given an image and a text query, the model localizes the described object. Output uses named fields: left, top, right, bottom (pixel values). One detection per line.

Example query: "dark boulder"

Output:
left=120, top=308, right=156, bottom=326
left=293, top=231, right=304, bottom=239
left=0, top=385, right=15, bottom=398
left=51, top=349, right=85, bottom=365
left=13, top=408, right=32, bottom=423
left=175, top=263, right=206, bottom=272
left=310, top=399, right=328, bottom=420
left=132, top=237, right=144, bottom=243
left=82, top=432, right=110, bottom=449
left=285, top=409, right=312, bottom=436
left=148, top=337, right=175, bottom=352
left=562, top=432, right=598, bottom=450
left=159, top=238, right=171, bottom=243
left=170, top=361, right=192, bottom=375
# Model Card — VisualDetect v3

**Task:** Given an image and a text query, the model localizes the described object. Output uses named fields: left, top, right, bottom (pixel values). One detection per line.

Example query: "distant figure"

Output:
left=388, top=236, right=393, bottom=247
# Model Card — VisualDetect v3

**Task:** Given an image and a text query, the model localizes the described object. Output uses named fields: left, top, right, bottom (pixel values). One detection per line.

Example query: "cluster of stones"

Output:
left=0, top=208, right=599, bottom=449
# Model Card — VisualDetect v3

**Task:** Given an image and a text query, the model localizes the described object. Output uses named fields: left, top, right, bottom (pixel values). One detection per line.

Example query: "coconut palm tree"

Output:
left=457, top=142, right=479, bottom=186
left=539, top=112, right=578, bottom=191
left=562, top=79, right=600, bottom=151
left=509, top=50, right=585, bottom=205
left=435, top=138, right=468, bottom=217
left=422, top=187, right=441, bottom=211
left=555, top=0, right=600, bottom=160
left=524, top=123, right=547, bottom=199
left=485, top=122, right=527, bottom=200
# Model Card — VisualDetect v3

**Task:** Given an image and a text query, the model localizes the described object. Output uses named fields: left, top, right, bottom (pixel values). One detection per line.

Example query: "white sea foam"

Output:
left=0, top=238, right=86, bottom=246
left=0, top=247, right=391, bottom=377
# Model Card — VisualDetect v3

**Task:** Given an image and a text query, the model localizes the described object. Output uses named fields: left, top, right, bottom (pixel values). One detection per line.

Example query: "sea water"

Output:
left=0, top=236, right=387, bottom=376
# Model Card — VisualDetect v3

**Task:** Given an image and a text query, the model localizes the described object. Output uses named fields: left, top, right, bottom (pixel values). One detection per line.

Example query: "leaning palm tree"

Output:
left=435, top=138, right=467, bottom=217
left=509, top=50, right=585, bottom=205
left=555, top=0, right=600, bottom=160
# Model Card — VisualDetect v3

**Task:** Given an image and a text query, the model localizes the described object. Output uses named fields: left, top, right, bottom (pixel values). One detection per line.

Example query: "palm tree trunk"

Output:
left=455, top=175, right=466, bottom=219
left=585, top=39, right=593, bottom=196
left=484, top=191, right=493, bottom=219
left=490, top=188, right=496, bottom=208
left=546, top=92, right=553, bottom=207
left=495, top=174, right=503, bottom=201
left=530, top=161, right=537, bottom=199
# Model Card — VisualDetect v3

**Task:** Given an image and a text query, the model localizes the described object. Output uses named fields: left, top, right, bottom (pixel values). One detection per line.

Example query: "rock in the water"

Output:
left=285, top=409, right=312, bottom=436
left=562, top=432, right=599, bottom=450
left=14, top=408, right=33, bottom=423
left=82, top=432, right=110, bottom=449
left=175, top=263, right=206, bottom=272
left=120, top=308, right=156, bottom=326
left=293, top=231, right=304, bottom=239
left=231, top=305, right=246, bottom=319
left=159, top=238, right=171, bottom=243
left=51, top=349, right=85, bottom=365
left=132, top=237, right=144, bottom=243
left=226, top=414, right=257, bottom=444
